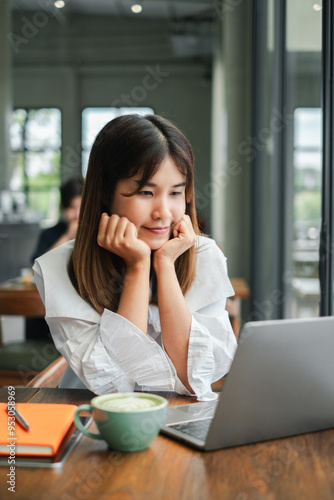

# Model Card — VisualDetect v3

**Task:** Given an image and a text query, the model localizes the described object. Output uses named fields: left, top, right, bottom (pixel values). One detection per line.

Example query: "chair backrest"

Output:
left=26, top=356, right=68, bottom=388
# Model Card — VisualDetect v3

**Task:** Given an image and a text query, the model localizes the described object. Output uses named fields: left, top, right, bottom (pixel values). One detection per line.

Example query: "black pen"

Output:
left=10, top=407, right=31, bottom=431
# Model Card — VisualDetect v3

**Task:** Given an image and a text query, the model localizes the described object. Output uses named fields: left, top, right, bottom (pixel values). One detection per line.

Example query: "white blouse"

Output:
left=33, top=235, right=237, bottom=401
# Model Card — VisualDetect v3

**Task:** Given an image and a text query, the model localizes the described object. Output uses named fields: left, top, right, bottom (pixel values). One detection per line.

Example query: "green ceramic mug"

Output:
left=74, top=392, right=168, bottom=452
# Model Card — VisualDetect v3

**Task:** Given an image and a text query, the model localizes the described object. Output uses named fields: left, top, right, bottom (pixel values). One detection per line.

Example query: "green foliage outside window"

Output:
left=10, top=108, right=62, bottom=221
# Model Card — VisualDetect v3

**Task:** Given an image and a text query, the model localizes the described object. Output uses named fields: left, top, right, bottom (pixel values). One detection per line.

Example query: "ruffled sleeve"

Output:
left=148, top=236, right=237, bottom=400
left=33, top=242, right=178, bottom=394
left=33, top=236, right=237, bottom=399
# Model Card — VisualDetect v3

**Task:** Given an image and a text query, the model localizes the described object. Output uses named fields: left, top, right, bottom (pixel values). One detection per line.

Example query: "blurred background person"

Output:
left=27, top=177, right=83, bottom=341
left=31, top=177, right=84, bottom=261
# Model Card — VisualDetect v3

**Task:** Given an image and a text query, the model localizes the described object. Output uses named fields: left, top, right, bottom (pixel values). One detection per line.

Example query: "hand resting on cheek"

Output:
left=97, top=213, right=151, bottom=268
left=153, top=214, right=196, bottom=270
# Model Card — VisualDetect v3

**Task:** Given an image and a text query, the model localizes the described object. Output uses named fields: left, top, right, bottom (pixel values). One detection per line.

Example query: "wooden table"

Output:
left=0, top=281, right=45, bottom=346
left=0, top=281, right=44, bottom=316
left=1, top=387, right=333, bottom=500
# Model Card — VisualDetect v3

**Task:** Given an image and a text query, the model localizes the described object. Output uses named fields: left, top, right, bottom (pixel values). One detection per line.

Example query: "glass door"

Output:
left=251, top=0, right=323, bottom=320
left=286, top=0, right=322, bottom=318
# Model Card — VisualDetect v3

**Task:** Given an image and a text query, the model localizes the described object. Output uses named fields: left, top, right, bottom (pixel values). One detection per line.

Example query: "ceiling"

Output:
left=11, top=0, right=215, bottom=20
left=10, top=0, right=215, bottom=60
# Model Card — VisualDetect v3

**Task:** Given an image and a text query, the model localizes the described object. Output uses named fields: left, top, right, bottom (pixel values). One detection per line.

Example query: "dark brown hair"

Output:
left=68, top=114, right=200, bottom=314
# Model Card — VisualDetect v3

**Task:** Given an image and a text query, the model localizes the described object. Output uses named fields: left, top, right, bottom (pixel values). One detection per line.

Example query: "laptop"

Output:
left=161, top=316, right=334, bottom=450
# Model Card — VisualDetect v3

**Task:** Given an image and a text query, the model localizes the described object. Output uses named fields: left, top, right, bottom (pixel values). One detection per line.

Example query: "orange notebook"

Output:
left=0, top=403, right=77, bottom=456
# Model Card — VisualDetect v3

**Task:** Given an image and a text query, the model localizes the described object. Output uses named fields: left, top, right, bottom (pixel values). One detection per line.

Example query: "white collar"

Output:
left=36, top=236, right=234, bottom=323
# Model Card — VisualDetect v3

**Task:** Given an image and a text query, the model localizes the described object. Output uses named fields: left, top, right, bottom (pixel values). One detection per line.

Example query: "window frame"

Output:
left=9, top=107, right=62, bottom=221
left=320, top=0, right=334, bottom=316
left=251, top=0, right=326, bottom=320
left=81, top=106, right=154, bottom=176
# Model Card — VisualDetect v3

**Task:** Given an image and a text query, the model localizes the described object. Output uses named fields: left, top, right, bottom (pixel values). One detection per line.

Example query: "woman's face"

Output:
left=110, top=156, right=187, bottom=250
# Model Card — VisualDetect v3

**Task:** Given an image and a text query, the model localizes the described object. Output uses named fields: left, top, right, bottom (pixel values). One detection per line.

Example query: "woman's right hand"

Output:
left=97, top=213, right=151, bottom=267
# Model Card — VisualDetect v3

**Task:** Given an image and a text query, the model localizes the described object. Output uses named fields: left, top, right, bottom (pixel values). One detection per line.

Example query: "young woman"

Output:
left=33, top=114, right=237, bottom=401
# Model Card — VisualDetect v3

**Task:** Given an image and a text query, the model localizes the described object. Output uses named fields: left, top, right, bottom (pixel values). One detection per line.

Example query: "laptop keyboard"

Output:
left=169, top=418, right=212, bottom=442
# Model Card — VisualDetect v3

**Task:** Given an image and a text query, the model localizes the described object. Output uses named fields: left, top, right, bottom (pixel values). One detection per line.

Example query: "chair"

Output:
left=26, top=356, right=68, bottom=388
left=227, top=278, right=250, bottom=338
left=0, top=283, right=60, bottom=386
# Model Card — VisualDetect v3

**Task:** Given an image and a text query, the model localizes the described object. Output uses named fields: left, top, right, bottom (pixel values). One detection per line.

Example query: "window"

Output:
left=292, top=108, right=322, bottom=317
left=81, top=107, right=154, bottom=176
left=9, top=108, right=62, bottom=224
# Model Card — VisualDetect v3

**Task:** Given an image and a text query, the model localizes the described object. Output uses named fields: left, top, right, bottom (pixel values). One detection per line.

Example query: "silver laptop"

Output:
left=161, top=316, right=334, bottom=450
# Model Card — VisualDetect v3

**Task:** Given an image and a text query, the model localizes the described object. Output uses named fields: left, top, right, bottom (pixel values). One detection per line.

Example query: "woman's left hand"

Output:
left=153, top=215, right=196, bottom=268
